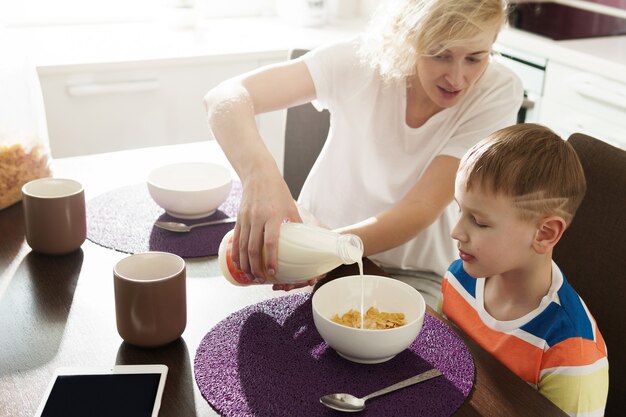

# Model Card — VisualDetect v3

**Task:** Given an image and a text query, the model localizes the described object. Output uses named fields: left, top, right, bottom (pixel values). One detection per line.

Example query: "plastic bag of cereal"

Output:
left=0, top=38, right=52, bottom=210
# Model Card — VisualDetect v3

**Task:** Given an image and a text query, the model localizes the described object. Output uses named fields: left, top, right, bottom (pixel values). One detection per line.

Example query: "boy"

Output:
left=439, top=124, right=608, bottom=416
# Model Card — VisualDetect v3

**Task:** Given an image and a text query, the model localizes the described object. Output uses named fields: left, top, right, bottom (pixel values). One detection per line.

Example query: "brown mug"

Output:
left=113, top=252, right=187, bottom=348
left=21, top=178, right=86, bottom=255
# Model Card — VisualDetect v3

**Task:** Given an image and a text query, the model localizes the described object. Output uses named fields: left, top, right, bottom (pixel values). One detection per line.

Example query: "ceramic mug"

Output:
left=113, top=252, right=187, bottom=348
left=21, top=178, right=86, bottom=255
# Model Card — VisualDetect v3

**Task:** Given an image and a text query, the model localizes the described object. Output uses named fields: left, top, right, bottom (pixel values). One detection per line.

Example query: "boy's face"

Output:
left=451, top=179, right=539, bottom=279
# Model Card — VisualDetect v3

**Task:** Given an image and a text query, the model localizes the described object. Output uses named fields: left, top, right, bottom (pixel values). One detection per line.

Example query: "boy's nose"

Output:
left=450, top=220, right=466, bottom=242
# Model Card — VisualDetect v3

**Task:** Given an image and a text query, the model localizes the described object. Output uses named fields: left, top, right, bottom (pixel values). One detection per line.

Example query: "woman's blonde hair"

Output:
left=359, top=0, right=507, bottom=83
left=457, top=123, right=587, bottom=226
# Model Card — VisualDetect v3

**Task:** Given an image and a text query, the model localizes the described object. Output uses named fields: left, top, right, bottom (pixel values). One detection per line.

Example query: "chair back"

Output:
left=283, top=49, right=330, bottom=199
left=554, top=133, right=626, bottom=416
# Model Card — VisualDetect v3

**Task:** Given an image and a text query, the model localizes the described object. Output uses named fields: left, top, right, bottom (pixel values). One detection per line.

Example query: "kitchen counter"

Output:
left=496, top=27, right=626, bottom=84
left=7, top=16, right=626, bottom=84
left=8, top=17, right=366, bottom=74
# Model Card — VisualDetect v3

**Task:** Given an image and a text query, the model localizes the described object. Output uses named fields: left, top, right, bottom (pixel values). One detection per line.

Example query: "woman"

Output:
left=205, top=0, right=523, bottom=305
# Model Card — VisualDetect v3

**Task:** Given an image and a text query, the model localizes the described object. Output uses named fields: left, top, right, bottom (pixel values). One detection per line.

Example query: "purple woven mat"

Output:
left=194, top=293, right=474, bottom=417
left=86, top=182, right=241, bottom=257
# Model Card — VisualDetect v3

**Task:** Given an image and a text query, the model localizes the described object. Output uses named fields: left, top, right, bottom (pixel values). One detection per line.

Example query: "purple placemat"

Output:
left=86, top=182, right=241, bottom=257
left=194, top=293, right=474, bottom=417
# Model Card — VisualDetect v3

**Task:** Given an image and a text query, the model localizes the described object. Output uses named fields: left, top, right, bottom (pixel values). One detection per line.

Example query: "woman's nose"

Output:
left=445, top=62, right=464, bottom=89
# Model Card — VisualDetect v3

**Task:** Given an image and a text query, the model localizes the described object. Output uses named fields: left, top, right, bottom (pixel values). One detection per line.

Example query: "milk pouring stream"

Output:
left=218, top=222, right=364, bottom=285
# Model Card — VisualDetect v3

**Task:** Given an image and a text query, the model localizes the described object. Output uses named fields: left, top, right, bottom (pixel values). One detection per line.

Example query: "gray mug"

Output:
left=21, top=178, right=86, bottom=255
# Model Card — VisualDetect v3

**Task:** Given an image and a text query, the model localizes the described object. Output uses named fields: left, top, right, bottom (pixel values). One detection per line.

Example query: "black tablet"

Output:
left=34, top=365, right=168, bottom=417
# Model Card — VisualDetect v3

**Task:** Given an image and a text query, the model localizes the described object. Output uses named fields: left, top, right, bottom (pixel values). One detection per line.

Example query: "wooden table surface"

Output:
left=0, top=142, right=567, bottom=417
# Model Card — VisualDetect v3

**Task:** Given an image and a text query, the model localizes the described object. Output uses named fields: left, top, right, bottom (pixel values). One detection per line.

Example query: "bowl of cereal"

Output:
left=312, top=274, right=426, bottom=364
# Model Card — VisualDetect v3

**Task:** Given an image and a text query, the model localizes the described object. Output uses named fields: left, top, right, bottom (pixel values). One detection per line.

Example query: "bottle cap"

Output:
left=218, top=230, right=249, bottom=286
left=336, top=234, right=364, bottom=264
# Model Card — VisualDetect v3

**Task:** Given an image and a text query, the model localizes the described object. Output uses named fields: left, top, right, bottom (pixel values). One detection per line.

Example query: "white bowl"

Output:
left=147, top=162, right=232, bottom=219
left=312, top=274, right=426, bottom=364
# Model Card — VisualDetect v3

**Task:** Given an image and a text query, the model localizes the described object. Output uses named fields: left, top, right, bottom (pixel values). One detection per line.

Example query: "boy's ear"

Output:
left=533, top=216, right=567, bottom=254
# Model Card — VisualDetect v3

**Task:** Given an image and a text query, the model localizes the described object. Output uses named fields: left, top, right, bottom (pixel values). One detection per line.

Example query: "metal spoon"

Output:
left=154, top=217, right=236, bottom=232
left=320, top=368, right=442, bottom=412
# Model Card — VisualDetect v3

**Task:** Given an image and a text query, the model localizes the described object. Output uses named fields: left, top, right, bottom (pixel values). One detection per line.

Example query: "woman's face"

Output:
left=415, top=30, right=496, bottom=109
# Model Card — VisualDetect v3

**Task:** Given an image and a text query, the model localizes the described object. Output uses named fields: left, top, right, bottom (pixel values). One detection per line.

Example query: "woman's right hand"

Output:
left=204, top=56, right=316, bottom=283
left=232, top=170, right=302, bottom=283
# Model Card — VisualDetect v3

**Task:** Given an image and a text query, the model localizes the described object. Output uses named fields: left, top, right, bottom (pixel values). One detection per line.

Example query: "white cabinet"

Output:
left=39, top=52, right=289, bottom=169
left=539, top=61, right=626, bottom=150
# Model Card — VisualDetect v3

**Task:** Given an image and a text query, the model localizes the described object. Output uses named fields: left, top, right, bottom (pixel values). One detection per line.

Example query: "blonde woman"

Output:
left=205, top=0, right=523, bottom=304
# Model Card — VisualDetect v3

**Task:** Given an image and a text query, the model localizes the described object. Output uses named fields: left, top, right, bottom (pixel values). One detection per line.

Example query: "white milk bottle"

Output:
left=218, top=222, right=363, bottom=286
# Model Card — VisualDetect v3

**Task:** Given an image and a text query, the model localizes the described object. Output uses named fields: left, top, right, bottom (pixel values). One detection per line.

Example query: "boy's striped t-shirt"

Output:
left=441, top=259, right=608, bottom=417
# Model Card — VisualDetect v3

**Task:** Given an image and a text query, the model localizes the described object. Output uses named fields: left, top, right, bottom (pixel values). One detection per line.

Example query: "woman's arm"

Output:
left=335, top=155, right=459, bottom=256
left=204, top=58, right=317, bottom=282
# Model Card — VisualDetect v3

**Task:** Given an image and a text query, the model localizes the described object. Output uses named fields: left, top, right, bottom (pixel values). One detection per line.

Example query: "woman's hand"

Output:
left=204, top=57, right=317, bottom=283
left=267, top=205, right=328, bottom=290
left=232, top=171, right=302, bottom=283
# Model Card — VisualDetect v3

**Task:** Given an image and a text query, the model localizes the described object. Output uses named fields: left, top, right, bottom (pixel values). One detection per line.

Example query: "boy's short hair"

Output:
left=457, top=123, right=587, bottom=225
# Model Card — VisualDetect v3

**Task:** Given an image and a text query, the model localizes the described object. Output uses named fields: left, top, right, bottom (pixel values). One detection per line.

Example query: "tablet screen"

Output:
left=36, top=366, right=167, bottom=417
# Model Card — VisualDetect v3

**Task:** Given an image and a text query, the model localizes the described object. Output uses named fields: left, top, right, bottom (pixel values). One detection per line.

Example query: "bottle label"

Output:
left=225, top=236, right=252, bottom=285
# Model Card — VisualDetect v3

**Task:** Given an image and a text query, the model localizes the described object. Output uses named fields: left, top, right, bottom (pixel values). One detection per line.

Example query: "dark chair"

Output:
left=553, top=133, right=626, bottom=417
left=283, top=49, right=330, bottom=200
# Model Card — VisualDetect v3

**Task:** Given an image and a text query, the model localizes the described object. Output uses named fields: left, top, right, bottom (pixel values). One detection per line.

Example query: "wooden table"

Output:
left=0, top=142, right=567, bottom=417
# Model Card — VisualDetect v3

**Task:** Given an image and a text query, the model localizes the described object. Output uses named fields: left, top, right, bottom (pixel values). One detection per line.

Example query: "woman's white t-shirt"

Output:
left=299, top=38, right=523, bottom=277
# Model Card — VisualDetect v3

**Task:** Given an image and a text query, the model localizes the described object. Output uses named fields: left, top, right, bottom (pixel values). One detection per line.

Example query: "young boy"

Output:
left=439, top=124, right=608, bottom=416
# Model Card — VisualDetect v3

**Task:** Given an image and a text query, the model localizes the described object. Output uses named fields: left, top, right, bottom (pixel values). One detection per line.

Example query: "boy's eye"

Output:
left=472, top=216, right=488, bottom=228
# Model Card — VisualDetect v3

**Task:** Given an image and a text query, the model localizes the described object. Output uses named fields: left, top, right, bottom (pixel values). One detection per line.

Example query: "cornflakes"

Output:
left=331, top=307, right=406, bottom=330
left=0, top=142, right=51, bottom=210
